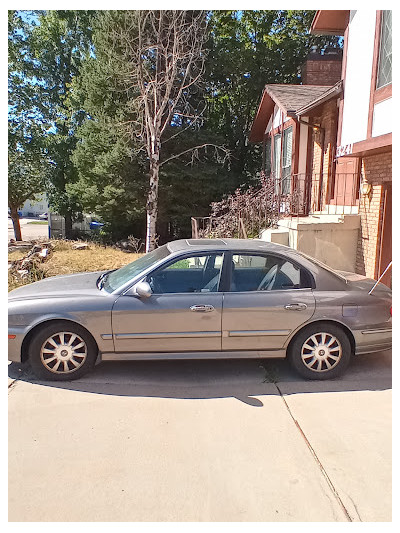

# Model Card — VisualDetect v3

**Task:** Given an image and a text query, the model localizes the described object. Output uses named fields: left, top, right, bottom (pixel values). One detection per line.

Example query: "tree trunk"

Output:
left=64, top=212, right=73, bottom=239
left=10, top=206, right=22, bottom=241
left=145, top=162, right=160, bottom=252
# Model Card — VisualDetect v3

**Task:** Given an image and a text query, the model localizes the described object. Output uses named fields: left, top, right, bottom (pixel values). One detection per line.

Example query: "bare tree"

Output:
left=112, top=10, right=228, bottom=251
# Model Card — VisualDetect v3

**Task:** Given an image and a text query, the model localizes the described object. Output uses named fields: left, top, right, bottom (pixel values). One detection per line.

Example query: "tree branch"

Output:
left=160, top=143, right=230, bottom=167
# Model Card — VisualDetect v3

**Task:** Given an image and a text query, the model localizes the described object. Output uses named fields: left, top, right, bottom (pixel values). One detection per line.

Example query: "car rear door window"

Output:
left=231, top=254, right=312, bottom=292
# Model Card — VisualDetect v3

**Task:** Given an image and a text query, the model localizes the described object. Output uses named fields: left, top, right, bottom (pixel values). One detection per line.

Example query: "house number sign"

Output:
left=336, top=143, right=353, bottom=157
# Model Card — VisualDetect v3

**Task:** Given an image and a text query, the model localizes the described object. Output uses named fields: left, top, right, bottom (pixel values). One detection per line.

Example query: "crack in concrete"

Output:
left=275, top=383, right=353, bottom=522
left=347, top=493, right=363, bottom=522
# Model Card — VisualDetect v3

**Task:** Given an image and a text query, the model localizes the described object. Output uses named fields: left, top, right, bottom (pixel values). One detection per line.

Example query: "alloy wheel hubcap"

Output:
left=301, top=332, right=342, bottom=372
left=40, top=332, right=87, bottom=374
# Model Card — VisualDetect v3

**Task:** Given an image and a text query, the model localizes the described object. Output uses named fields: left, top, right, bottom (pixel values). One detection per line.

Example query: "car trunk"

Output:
left=336, top=270, right=391, bottom=296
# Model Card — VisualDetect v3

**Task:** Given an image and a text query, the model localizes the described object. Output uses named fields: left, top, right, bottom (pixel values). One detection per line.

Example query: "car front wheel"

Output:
left=288, top=323, right=351, bottom=380
left=28, top=321, right=97, bottom=381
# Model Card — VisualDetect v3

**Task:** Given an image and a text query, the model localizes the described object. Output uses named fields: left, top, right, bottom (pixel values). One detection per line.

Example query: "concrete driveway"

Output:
left=8, top=351, right=391, bottom=522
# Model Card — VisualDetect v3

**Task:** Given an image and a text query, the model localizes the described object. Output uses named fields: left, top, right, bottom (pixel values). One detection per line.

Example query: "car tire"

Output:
left=288, top=323, right=351, bottom=380
left=28, top=321, right=97, bottom=381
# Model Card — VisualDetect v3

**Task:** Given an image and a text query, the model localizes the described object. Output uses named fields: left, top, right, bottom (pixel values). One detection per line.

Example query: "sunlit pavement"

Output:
left=8, top=350, right=391, bottom=522
left=8, top=217, right=49, bottom=241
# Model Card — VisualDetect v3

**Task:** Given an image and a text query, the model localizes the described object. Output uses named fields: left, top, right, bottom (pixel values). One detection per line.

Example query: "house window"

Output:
left=281, top=127, right=293, bottom=195
left=376, top=10, right=392, bottom=89
left=273, top=133, right=281, bottom=190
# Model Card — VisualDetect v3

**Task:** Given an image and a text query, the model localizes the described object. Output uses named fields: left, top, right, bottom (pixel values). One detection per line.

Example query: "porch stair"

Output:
left=259, top=214, right=360, bottom=272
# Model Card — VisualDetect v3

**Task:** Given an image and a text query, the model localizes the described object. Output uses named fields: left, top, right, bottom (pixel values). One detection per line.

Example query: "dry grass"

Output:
left=8, top=250, right=27, bottom=262
left=8, top=240, right=143, bottom=292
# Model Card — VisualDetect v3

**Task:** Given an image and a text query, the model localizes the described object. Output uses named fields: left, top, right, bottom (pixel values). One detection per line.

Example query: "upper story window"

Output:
left=376, top=10, right=392, bottom=89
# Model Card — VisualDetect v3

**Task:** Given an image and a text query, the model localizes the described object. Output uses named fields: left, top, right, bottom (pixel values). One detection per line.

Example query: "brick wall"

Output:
left=301, top=59, right=342, bottom=86
left=355, top=151, right=392, bottom=278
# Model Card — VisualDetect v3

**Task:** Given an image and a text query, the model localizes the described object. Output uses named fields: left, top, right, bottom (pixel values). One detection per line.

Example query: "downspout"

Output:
left=317, top=127, right=326, bottom=211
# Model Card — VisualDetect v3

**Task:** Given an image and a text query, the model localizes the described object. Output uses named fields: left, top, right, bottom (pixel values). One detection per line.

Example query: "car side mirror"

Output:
left=134, top=281, right=152, bottom=299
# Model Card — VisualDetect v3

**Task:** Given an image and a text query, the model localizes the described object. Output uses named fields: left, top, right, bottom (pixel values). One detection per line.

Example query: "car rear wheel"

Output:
left=28, top=321, right=97, bottom=381
left=288, top=323, right=351, bottom=380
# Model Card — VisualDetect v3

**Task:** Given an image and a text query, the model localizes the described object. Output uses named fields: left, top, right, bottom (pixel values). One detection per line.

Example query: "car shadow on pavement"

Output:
left=8, top=350, right=392, bottom=406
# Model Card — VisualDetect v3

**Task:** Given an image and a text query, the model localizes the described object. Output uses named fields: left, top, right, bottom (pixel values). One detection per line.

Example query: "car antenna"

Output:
left=368, top=261, right=392, bottom=295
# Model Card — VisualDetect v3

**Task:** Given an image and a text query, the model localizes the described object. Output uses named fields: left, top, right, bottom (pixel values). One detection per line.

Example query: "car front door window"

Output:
left=147, top=253, right=223, bottom=294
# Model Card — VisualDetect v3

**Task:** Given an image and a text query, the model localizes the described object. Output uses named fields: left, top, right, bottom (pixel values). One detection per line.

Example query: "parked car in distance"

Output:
left=38, top=212, right=48, bottom=220
left=8, top=239, right=391, bottom=381
left=8, top=209, right=22, bottom=218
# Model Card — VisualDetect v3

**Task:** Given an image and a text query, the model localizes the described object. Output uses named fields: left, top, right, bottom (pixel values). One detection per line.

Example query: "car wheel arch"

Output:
left=21, top=319, right=99, bottom=364
left=285, top=319, right=356, bottom=357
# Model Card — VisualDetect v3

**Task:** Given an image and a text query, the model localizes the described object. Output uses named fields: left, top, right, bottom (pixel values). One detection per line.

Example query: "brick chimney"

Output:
left=301, top=46, right=342, bottom=85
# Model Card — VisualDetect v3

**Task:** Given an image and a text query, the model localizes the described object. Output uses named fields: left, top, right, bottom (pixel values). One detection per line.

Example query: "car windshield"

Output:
left=102, top=245, right=171, bottom=293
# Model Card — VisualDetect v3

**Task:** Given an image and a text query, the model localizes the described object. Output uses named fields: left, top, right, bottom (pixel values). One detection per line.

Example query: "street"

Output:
left=8, top=350, right=392, bottom=522
left=8, top=217, right=49, bottom=241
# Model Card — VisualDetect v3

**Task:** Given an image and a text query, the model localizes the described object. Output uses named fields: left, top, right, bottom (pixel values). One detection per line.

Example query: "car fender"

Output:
left=283, top=316, right=356, bottom=352
left=19, top=310, right=114, bottom=355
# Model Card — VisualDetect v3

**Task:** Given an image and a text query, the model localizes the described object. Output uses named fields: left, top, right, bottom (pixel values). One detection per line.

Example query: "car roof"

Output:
left=167, top=238, right=292, bottom=254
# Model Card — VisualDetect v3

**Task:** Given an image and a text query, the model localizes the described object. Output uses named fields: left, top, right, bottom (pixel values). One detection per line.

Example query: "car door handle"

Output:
left=284, top=303, right=308, bottom=311
left=190, top=305, right=215, bottom=312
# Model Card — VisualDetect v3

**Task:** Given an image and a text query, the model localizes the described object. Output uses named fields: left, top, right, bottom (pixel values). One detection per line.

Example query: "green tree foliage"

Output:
left=205, top=10, right=340, bottom=184
left=102, top=10, right=212, bottom=251
left=8, top=123, right=49, bottom=241
left=68, top=10, right=148, bottom=241
left=9, top=9, right=340, bottom=243
left=11, top=10, right=95, bottom=237
left=71, top=11, right=224, bottom=244
left=8, top=11, right=49, bottom=240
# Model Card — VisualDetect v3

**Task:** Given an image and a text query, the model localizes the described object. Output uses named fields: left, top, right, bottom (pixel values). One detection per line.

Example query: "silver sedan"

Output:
left=8, top=238, right=392, bottom=381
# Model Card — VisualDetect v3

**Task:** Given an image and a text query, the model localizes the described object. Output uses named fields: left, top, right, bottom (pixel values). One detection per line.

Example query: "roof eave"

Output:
left=310, top=10, right=349, bottom=36
left=249, top=88, right=275, bottom=143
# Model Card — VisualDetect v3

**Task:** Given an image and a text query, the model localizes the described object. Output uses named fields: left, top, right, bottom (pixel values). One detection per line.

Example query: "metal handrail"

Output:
left=191, top=172, right=360, bottom=239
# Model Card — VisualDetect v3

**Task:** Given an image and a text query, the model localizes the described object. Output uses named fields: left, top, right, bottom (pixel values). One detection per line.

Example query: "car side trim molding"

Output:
left=227, top=329, right=291, bottom=337
left=361, top=328, right=392, bottom=335
left=114, top=331, right=220, bottom=339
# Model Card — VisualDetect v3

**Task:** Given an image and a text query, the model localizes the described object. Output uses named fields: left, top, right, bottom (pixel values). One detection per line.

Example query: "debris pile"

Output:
left=8, top=242, right=54, bottom=283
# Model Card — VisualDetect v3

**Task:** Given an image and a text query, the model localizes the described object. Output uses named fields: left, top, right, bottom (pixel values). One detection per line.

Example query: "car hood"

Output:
left=8, top=271, right=106, bottom=301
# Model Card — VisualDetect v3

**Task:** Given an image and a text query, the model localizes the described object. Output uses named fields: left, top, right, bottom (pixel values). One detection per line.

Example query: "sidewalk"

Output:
left=8, top=353, right=391, bottom=521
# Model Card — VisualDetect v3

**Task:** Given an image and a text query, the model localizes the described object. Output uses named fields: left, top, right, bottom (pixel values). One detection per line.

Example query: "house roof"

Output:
left=310, top=10, right=349, bottom=36
left=265, top=84, right=331, bottom=115
left=249, top=84, right=331, bottom=142
left=296, top=81, right=343, bottom=116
